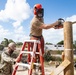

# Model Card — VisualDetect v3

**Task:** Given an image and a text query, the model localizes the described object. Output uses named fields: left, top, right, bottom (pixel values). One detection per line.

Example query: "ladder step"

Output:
left=29, top=62, right=41, bottom=66
left=17, top=63, right=30, bottom=69
left=24, top=40, right=40, bottom=43
left=36, top=52, right=40, bottom=54
left=21, top=51, right=40, bottom=55
left=21, top=51, right=33, bottom=55
left=34, top=63, right=41, bottom=66
left=16, top=63, right=41, bottom=69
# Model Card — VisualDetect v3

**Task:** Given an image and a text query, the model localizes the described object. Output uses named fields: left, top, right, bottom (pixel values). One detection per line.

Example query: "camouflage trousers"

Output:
left=0, top=69, right=12, bottom=75
left=0, top=73, right=11, bottom=75
left=0, top=74, right=5, bottom=75
left=0, top=72, right=11, bottom=75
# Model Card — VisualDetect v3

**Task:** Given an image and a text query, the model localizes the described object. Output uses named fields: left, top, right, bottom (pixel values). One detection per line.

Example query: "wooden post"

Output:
left=64, top=21, right=74, bottom=75
left=62, top=52, right=65, bottom=61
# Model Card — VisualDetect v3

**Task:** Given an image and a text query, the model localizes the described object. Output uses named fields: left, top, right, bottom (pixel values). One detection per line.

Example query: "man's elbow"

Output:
left=44, top=27, right=49, bottom=29
left=43, top=26, right=49, bottom=29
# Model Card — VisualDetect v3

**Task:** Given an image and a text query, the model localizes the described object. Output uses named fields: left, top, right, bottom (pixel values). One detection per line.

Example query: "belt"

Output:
left=30, top=34, right=42, bottom=39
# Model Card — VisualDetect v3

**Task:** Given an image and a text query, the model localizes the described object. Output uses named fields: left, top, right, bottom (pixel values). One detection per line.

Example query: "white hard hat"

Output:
left=8, top=42, right=16, bottom=50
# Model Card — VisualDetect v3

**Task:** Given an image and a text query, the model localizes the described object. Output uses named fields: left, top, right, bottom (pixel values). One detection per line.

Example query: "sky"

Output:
left=0, top=0, right=76, bottom=44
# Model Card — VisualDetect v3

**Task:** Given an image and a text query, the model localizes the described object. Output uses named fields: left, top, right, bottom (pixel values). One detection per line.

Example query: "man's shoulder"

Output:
left=31, top=17, right=44, bottom=25
left=1, top=50, right=9, bottom=56
left=31, top=16, right=39, bottom=22
left=2, top=50, right=7, bottom=54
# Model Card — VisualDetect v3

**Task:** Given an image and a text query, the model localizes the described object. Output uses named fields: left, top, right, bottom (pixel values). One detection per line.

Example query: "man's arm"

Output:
left=1, top=52, right=15, bottom=63
left=39, top=21, right=63, bottom=29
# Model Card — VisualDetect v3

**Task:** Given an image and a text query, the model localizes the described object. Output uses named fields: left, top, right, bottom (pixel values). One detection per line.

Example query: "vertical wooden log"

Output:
left=64, top=21, right=74, bottom=75
left=62, top=52, right=65, bottom=61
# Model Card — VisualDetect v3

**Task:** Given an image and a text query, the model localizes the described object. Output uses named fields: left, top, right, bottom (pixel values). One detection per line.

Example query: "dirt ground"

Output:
left=14, top=64, right=76, bottom=75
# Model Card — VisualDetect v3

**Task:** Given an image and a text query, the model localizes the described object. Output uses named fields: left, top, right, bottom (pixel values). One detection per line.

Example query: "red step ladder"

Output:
left=12, top=40, right=45, bottom=75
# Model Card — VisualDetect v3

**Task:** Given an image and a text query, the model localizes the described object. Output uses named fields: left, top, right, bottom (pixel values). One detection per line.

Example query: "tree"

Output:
left=45, top=42, right=53, bottom=45
left=0, top=44, right=4, bottom=51
left=57, top=40, right=64, bottom=45
left=1, top=38, right=15, bottom=47
left=8, top=39, right=14, bottom=43
left=44, top=50, right=52, bottom=61
left=1, top=38, right=9, bottom=47
left=16, top=42, right=23, bottom=47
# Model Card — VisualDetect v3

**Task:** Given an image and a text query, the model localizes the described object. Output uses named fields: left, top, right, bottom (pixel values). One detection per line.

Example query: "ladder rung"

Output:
left=24, top=40, right=40, bottom=43
left=34, top=63, right=41, bottom=66
left=21, top=51, right=33, bottom=55
left=36, top=52, right=40, bottom=54
left=21, top=51, right=40, bottom=55
left=17, top=63, right=30, bottom=69
left=29, top=62, right=41, bottom=66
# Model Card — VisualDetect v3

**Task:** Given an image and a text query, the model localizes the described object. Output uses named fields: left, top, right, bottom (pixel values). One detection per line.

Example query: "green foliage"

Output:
left=44, top=50, right=52, bottom=61
left=45, top=42, right=53, bottom=45
left=1, top=38, right=23, bottom=48
left=16, top=42, right=23, bottom=47
left=57, top=40, right=64, bottom=45
left=57, top=50, right=63, bottom=54
left=1, top=38, right=9, bottom=47
left=44, top=50, right=62, bottom=62
left=1, top=38, right=15, bottom=47
left=54, top=56, right=62, bottom=61
left=9, top=39, right=14, bottom=43
left=0, top=44, right=4, bottom=50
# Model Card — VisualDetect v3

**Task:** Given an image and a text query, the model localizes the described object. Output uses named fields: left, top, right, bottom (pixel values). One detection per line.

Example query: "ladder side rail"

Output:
left=12, top=65, right=18, bottom=75
left=12, top=42, right=26, bottom=75
left=38, top=42, right=45, bottom=75
left=28, top=42, right=37, bottom=75
left=28, top=42, right=31, bottom=63
left=16, top=42, right=26, bottom=62
left=24, top=40, right=40, bottom=43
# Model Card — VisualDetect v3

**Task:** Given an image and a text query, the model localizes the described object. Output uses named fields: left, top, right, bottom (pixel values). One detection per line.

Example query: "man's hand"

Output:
left=54, top=18, right=64, bottom=29
left=54, top=24, right=63, bottom=29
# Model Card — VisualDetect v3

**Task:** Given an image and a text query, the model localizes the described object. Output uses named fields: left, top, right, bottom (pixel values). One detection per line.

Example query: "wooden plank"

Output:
left=50, top=59, right=71, bottom=75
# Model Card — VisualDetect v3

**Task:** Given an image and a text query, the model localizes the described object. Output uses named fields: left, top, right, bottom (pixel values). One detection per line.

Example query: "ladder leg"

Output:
left=38, top=43, right=45, bottom=75
left=28, top=43, right=31, bottom=63
left=28, top=42, right=37, bottom=75
left=32, top=43, right=39, bottom=75
left=16, top=42, right=26, bottom=62
left=40, top=37, right=44, bottom=62
left=28, top=42, right=32, bottom=75
left=12, top=65, right=18, bottom=75
left=28, top=42, right=34, bottom=75
left=12, top=42, right=26, bottom=75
